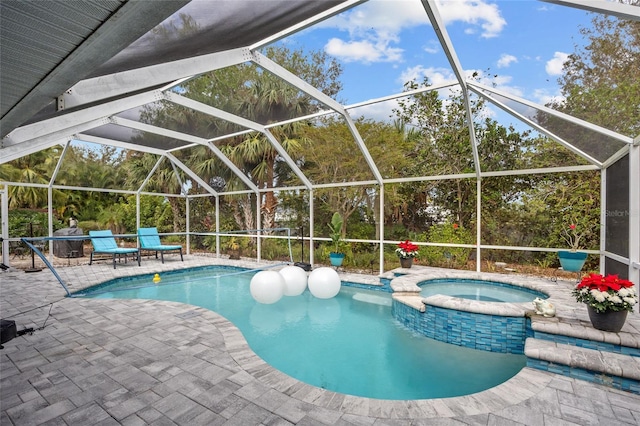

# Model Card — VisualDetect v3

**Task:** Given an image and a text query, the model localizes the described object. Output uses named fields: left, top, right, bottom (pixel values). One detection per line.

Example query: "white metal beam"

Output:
left=250, top=0, right=369, bottom=50
left=421, top=0, right=467, bottom=88
left=0, top=138, right=66, bottom=164
left=48, top=140, right=71, bottom=186
left=541, top=0, right=640, bottom=22
left=164, top=92, right=263, bottom=132
left=629, top=137, right=640, bottom=299
left=250, top=51, right=346, bottom=114
left=5, top=91, right=164, bottom=145
left=469, top=82, right=633, bottom=144
left=251, top=51, right=383, bottom=184
left=164, top=92, right=313, bottom=189
left=137, top=156, right=165, bottom=195
left=75, top=133, right=166, bottom=156
left=421, top=1, right=482, bottom=178
left=63, top=48, right=252, bottom=108
left=470, top=86, right=604, bottom=167
left=110, top=116, right=260, bottom=192
left=342, top=114, right=384, bottom=184
left=165, top=153, right=220, bottom=197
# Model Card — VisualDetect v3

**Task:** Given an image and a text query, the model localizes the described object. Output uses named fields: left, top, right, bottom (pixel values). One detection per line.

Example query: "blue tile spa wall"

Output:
left=392, top=300, right=527, bottom=354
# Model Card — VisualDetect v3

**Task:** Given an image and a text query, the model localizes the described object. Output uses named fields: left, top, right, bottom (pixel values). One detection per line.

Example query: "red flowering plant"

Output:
left=562, top=222, right=593, bottom=252
left=572, top=273, right=638, bottom=313
left=396, top=240, right=419, bottom=259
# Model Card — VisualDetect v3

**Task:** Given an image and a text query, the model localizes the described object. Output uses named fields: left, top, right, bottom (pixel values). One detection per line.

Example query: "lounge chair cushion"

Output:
left=138, top=228, right=182, bottom=251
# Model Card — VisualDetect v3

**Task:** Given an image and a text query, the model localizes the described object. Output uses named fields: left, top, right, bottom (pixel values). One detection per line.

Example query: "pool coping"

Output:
left=389, top=266, right=554, bottom=317
left=2, top=257, right=639, bottom=423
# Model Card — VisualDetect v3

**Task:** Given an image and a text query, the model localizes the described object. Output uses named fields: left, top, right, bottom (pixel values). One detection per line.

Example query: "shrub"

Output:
left=423, top=222, right=473, bottom=268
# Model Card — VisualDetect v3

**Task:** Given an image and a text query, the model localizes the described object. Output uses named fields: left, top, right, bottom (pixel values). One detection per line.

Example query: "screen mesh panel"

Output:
left=605, top=154, right=629, bottom=258
left=605, top=257, right=629, bottom=280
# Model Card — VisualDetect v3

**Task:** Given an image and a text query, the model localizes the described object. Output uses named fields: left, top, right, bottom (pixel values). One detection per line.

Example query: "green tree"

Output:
left=0, top=147, right=60, bottom=209
left=392, top=77, right=535, bottom=234
left=133, top=45, right=343, bottom=233
left=299, top=116, right=411, bottom=239
left=525, top=7, right=640, bottom=259
left=553, top=5, right=640, bottom=136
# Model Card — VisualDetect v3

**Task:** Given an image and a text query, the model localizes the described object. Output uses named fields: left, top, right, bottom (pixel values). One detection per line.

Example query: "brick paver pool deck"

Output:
left=1, top=255, right=639, bottom=425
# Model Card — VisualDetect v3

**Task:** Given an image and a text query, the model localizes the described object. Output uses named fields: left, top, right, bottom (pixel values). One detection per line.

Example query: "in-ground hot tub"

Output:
left=391, top=272, right=550, bottom=354
left=419, top=278, right=548, bottom=302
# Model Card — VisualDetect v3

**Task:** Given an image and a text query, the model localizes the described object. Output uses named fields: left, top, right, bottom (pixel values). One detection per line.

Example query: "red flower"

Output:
left=569, top=224, right=576, bottom=230
left=398, top=240, right=419, bottom=252
left=453, top=223, right=459, bottom=229
left=576, top=273, right=633, bottom=292
left=396, top=240, right=419, bottom=258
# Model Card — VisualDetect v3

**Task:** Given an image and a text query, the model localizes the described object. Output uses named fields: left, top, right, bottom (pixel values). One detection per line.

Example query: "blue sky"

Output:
left=276, top=0, right=596, bottom=124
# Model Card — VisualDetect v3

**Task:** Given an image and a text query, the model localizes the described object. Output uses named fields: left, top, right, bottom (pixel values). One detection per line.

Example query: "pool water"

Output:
left=420, top=278, right=547, bottom=303
left=78, top=267, right=526, bottom=400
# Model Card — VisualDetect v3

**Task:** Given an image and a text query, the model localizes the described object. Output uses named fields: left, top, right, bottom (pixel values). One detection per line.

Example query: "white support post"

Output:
left=476, top=178, right=482, bottom=272
left=309, top=189, right=314, bottom=267
left=1, top=187, right=8, bottom=267
left=256, top=193, right=261, bottom=262
left=600, top=168, right=607, bottom=273
left=136, top=194, right=141, bottom=247
left=48, top=186, right=53, bottom=261
left=185, top=196, right=190, bottom=255
left=629, top=140, right=640, bottom=312
left=380, top=184, right=385, bottom=275
left=215, top=196, right=220, bottom=257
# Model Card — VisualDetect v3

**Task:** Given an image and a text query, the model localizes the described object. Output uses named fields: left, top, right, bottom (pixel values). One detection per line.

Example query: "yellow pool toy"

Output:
left=153, top=273, right=161, bottom=284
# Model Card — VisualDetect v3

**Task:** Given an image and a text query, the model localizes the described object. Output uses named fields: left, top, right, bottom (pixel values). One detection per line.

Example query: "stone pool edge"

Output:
left=210, top=299, right=554, bottom=419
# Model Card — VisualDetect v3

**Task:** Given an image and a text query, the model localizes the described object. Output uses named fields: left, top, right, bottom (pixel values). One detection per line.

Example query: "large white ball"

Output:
left=279, top=265, right=308, bottom=296
left=250, top=270, right=285, bottom=304
left=308, top=267, right=341, bottom=299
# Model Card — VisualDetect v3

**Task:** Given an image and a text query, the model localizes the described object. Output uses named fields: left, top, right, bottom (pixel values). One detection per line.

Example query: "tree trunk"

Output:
left=168, top=197, right=182, bottom=232
left=262, top=190, right=278, bottom=234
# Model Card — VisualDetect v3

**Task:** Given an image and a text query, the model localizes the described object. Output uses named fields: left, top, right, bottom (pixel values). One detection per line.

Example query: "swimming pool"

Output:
left=75, top=266, right=526, bottom=400
left=419, top=278, right=547, bottom=302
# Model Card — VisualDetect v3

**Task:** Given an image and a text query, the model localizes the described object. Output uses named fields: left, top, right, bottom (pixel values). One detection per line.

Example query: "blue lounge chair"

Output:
left=138, top=227, right=183, bottom=263
left=89, top=230, right=140, bottom=269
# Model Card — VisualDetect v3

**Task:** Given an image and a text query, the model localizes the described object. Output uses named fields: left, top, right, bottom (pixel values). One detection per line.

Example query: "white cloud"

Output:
left=437, top=0, right=506, bottom=39
left=423, top=40, right=440, bottom=54
left=532, top=88, right=565, bottom=107
left=394, top=66, right=524, bottom=100
left=545, top=52, right=569, bottom=76
left=398, top=65, right=457, bottom=87
left=318, top=0, right=507, bottom=64
left=348, top=99, right=401, bottom=123
left=497, top=54, right=517, bottom=68
left=325, top=38, right=403, bottom=63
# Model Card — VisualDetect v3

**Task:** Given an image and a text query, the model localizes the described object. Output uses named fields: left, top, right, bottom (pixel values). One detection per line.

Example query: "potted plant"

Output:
left=327, top=212, right=345, bottom=267
left=572, top=273, right=638, bottom=332
left=557, top=223, right=591, bottom=272
left=396, top=240, right=419, bottom=268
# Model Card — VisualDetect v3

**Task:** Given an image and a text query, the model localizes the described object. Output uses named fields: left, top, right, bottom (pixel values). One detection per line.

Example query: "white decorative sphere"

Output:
left=308, top=267, right=341, bottom=299
left=250, top=270, right=285, bottom=304
left=279, top=265, right=308, bottom=296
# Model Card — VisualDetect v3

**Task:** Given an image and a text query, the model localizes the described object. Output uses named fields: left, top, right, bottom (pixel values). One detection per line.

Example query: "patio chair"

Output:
left=89, top=230, right=140, bottom=269
left=138, top=227, right=183, bottom=263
